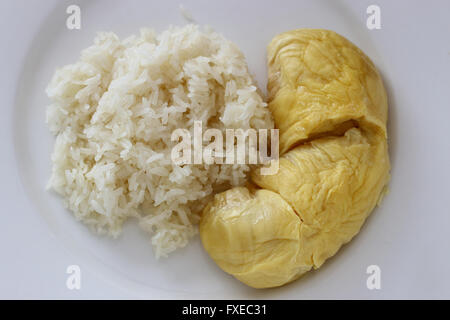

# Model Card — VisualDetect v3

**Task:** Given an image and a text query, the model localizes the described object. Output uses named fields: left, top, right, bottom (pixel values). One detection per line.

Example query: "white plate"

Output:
left=2, top=0, right=450, bottom=299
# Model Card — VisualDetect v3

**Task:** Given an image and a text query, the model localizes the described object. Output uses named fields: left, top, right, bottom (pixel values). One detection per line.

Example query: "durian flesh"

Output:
left=200, top=29, right=390, bottom=289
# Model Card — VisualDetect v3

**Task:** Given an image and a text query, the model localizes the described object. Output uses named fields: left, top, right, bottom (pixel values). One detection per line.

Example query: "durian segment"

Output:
left=267, top=29, right=387, bottom=154
left=200, top=187, right=309, bottom=288
left=252, top=128, right=390, bottom=268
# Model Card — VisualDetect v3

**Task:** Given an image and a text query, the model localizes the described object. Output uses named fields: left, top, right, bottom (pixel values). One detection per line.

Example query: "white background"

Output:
left=0, top=0, right=449, bottom=299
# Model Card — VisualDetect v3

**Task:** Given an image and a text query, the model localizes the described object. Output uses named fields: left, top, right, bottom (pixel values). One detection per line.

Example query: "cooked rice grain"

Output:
left=46, top=25, right=273, bottom=257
